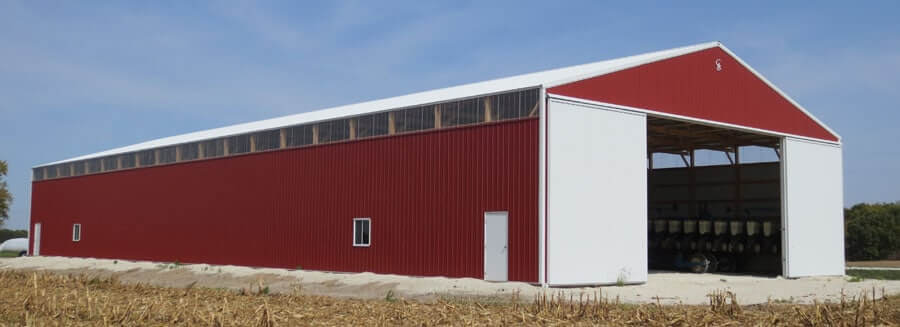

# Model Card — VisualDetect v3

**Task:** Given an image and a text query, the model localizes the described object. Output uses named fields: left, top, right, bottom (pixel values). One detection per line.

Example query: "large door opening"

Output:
left=646, top=116, right=783, bottom=275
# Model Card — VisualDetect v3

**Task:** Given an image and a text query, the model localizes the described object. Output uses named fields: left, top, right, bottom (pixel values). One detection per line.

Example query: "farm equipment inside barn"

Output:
left=647, top=116, right=783, bottom=275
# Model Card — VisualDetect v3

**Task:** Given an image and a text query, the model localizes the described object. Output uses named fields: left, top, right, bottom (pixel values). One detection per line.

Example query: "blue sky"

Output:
left=1, top=1, right=898, bottom=230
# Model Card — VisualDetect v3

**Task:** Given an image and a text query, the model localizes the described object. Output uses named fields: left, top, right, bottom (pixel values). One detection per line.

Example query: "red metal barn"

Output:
left=30, top=42, right=844, bottom=286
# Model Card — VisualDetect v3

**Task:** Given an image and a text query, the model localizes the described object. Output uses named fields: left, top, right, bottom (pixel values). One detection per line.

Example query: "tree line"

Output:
left=0, top=229, right=27, bottom=244
left=845, top=202, right=900, bottom=261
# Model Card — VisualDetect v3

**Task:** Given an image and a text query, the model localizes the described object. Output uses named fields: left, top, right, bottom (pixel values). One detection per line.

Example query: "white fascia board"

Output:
left=35, top=41, right=728, bottom=168
left=544, top=41, right=720, bottom=88
left=36, top=83, right=542, bottom=167
left=544, top=42, right=840, bottom=143
left=547, top=94, right=842, bottom=146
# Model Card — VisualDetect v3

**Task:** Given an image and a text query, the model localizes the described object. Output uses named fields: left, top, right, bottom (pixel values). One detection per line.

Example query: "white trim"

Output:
left=352, top=218, right=371, bottom=247
left=538, top=86, right=547, bottom=287
left=778, top=135, right=843, bottom=148
left=780, top=136, right=789, bottom=277
left=717, top=44, right=841, bottom=141
left=38, top=42, right=743, bottom=168
left=543, top=42, right=720, bottom=88
left=32, top=223, right=41, bottom=256
left=37, top=41, right=839, bottom=169
left=547, top=94, right=841, bottom=145
left=551, top=97, right=646, bottom=118
left=72, top=223, right=81, bottom=242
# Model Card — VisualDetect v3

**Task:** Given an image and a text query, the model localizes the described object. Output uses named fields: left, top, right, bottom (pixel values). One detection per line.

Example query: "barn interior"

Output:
left=646, top=116, right=783, bottom=275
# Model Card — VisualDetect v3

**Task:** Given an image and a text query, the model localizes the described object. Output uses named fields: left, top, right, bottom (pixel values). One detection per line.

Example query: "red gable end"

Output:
left=548, top=47, right=839, bottom=142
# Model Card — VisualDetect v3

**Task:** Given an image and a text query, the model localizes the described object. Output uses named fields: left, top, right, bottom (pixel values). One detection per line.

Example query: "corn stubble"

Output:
left=0, top=271, right=897, bottom=326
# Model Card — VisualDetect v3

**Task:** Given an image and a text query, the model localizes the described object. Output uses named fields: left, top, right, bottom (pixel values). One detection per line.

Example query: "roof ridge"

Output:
left=37, top=41, right=721, bottom=167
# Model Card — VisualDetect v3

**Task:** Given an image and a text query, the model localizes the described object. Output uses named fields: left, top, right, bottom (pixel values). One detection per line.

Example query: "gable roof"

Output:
left=39, top=41, right=836, bottom=167
left=547, top=45, right=841, bottom=143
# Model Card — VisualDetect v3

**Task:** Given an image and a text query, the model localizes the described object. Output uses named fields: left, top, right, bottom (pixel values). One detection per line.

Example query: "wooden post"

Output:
left=689, top=148, right=696, bottom=216
left=135, top=154, right=141, bottom=168
left=388, top=112, right=396, bottom=135
left=349, top=118, right=357, bottom=140
left=312, top=125, right=319, bottom=144
left=484, top=97, right=493, bottom=122
left=154, top=149, right=160, bottom=165
left=100, top=158, right=105, bottom=172
left=279, top=129, right=287, bottom=148
left=249, top=135, right=257, bottom=152
left=434, top=105, right=442, bottom=128
left=224, top=138, right=230, bottom=156
left=117, top=156, right=123, bottom=169
left=70, top=164, right=75, bottom=176
left=198, top=143, right=205, bottom=159
left=176, top=146, right=182, bottom=162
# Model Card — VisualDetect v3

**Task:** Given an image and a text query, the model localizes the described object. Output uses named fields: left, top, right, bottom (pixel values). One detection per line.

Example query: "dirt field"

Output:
left=4, top=256, right=900, bottom=307
left=848, top=260, right=900, bottom=268
left=0, top=270, right=897, bottom=326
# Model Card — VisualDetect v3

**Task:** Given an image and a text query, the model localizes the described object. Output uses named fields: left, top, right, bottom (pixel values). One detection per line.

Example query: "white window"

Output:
left=72, top=224, right=81, bottom=242
left=353, top=218, right=371, bottom=247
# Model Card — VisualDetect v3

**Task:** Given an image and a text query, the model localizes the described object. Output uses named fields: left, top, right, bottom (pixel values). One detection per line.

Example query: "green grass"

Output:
left=0, top=251, right=21, bottom=258
left=846, top=269, right=900, bottom=281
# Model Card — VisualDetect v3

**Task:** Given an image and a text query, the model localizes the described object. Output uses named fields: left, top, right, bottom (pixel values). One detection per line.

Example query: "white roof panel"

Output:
left=39, top=42, right=719, bottom=167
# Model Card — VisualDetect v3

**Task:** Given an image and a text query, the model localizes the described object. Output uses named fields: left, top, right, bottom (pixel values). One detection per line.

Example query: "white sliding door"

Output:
left=782, top=137, right=844, bottom=277
left=545, top=98, right=647, bottom=286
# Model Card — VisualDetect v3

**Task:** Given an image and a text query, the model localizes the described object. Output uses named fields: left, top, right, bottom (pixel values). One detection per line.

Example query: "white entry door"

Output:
left=484, top=211, right=508, bottom=281
left=32, top=223, right=41, bottom=256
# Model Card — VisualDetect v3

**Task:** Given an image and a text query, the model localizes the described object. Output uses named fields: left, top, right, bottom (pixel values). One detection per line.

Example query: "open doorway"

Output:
left=646, top=116, right=783, bottom=275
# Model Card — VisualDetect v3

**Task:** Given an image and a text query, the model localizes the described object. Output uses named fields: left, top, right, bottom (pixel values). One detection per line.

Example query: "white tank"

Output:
left=683, top=220, right=697, bottom=234
left=746, top=221, right=760, bottom=236
left=763, top=221, right=776, bottom=237
left=698, top=220, right=712, bottom=235
left=668, top=220, right=682, bottom=234
left=714, top=221, right=728, bottom=235
left=729, top=221, right=745, bottom=236
left=654, top=220, right=668, bottom=233
left=0, top=238, right=28, bottom=254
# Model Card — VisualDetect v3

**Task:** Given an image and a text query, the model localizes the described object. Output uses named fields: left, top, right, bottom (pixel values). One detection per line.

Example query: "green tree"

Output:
left=0, top=160, right=11, bottom=227
left=845, top=202, right=900, bottom=260
left=0, top=229, right=27, bottom=243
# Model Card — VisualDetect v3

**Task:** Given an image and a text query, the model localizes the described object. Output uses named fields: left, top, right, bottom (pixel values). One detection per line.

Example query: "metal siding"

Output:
left=30, top=119, right=539, bottom=282
left=781, top=138, right=845, bottom=277
left=547, top=47, right=839, bottom=142
left=546, top=100, right=648, bottom=285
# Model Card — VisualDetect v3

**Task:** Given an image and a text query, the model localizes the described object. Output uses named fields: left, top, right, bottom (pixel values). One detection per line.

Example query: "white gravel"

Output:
left=2, top=256, right=898, bottom=305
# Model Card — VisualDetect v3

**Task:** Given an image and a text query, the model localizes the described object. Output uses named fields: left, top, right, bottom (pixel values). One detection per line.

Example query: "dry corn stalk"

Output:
left=0, top=271, right=896, bottom=326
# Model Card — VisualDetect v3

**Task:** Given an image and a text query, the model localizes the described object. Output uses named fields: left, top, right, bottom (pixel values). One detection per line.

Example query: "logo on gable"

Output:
left=715, top=59, right=722, bottom=72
